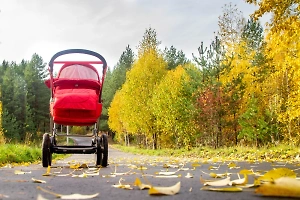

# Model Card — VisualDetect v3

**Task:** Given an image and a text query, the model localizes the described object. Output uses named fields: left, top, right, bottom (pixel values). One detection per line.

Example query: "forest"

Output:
left=1, top=1, right=300, bottom=149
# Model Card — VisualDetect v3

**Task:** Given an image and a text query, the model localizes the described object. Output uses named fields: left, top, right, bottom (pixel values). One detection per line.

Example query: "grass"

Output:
left=111, top=144, right=300, bottom=162
left=0, top=136, right=74, bottom=167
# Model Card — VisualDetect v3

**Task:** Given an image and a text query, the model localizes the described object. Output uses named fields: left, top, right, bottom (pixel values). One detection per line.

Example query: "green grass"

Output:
left=111, top=144, right=300, bottom=162
left=0, top=143, right=69, bottom=167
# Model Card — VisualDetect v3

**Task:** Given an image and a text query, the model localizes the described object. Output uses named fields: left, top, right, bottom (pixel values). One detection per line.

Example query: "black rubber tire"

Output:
left=42, top=133, right=51, bottom=167
left=96, top=137, right=102, bottom=166
left=101, top=134, right=108, bottom=167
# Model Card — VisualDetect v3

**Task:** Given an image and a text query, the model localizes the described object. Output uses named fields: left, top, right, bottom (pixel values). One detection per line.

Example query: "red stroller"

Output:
left=42, top=49, right=108, bottom=167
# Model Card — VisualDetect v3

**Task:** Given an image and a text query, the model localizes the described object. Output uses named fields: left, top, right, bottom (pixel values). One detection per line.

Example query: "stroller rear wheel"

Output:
left=95, top=134, right=108, bottom=167
left=96, top=137, right=102, bottom=166
left=42, top=133, right=52, bottom=167
left=101, top=134, right=108, bottom=167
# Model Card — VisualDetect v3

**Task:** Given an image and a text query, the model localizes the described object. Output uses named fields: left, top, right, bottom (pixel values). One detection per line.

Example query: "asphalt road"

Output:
left=0, top=137, right=299, bottom=200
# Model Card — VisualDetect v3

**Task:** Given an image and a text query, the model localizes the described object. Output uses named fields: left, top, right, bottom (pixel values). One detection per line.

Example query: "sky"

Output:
left=0, top=0, right=268, bottom=69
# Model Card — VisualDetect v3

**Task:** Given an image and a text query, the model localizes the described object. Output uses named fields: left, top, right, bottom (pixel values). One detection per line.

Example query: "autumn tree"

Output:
left=109, top=27, right=167, bottom=149
left=101, top=45, right=135, bottom=131
left=246, top=0, right=300, bottom=145
left=217, top=2, right=246, bottom=50
left=151, top=64, right=201, bottom=149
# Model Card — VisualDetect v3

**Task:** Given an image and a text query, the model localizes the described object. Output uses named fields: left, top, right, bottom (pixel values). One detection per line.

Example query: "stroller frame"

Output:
left=42, top=49, right=108, bottom=167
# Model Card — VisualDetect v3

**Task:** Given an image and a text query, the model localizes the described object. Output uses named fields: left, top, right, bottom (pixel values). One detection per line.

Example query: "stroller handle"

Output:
left=48, top=49, right=107, bottom=74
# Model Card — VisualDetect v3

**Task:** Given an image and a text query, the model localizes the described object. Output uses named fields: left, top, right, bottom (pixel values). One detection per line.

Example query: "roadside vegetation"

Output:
left=112, top=144, right=300, bottom=162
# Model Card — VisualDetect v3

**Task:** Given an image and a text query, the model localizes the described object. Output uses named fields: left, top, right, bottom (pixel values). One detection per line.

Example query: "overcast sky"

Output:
left=0, top=0, right=266, bottom=68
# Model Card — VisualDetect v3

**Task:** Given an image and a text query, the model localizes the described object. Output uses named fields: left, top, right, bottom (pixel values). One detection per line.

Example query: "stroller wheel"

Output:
left=101, top=134, right=108, bottom=167
left=96, top=137, right=102, bottom=166
left=42, top=133, right=52, bottom=167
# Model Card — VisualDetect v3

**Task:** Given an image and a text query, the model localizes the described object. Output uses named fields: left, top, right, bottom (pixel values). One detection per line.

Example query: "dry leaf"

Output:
left=149, top=182, right=180, bottom=195
left=229, top=174, right=248, bottom=186
left=32, top=178, right=46, bottom=183
left=201, top=187, right=243, bottom=192
left=37, top=186, right=99, bottom=199
left=255, top=177, right=300, bottom=198
left=203, top=177, right=231, bottom=186
left=14, top=170, right=31, bottom=175
left=112, top=178, right=133, bottom=190
left=36, top=194, right=48, bottom=200
left=155, top=175, right=181, bottom=178
left=185, top=173, right=193, bottom=178
left=257, top=168, right=296, bottom=183
left=157, top=170, right=179, bottom=176
left=239, top=169, right=254, bottom=175
left=228, top=162, right=239, bottom=169
left=134, top=178, right=151, bottom=190
left=72, top=173, right=87, bottom=178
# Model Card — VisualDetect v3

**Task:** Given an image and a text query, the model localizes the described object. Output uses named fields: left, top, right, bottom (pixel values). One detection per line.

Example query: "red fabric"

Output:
left=46, top=64, right=103, bottom=126
left=53, top=89, right=98, bottom=110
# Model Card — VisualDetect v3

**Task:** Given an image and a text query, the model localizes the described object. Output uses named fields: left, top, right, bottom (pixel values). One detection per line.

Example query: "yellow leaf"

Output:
left=37, top=186, right=99, bottom=199
left=201, top=187, right=243, bottom=192
left=258, top=168, right=296, bottom=183
left=227, top=162, right=237, bottom=168
left=229, top=174, right=248, bottom=186
left=191, top=163, right=201, bottom=167
left=149, top=182, right=181, bottom=195
left=70, top=163, right=80, bottom=169
left=112, top=178, right=133, bottom=190
left=32, top=178, right=46, bottom=183
left=14, top=170, right=31, bottom=175
left=239, top=169, right=254, bottom=175
left=134, top=178, right=151, bottom=190
left=203, top=177, right=231, bottom=186
left=255, top=177, right=300, bottom=198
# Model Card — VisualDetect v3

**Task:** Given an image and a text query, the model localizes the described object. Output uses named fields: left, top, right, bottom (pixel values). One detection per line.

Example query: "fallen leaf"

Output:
left=154, top=175, right=181, bottom=178
left=79, top=163, right=89, bottom=168
left=112, top=178, right=133, bottom=190
left=203, top=177, right=231, bottom=186
left=157, top=170, right=179, bottom=176
left=37, top=186, right=99, bottom=199
left=257, top=168, right=296, bottom=183
left=239, top=169, right=254, bottom=175
left=255, top=177, right=300, bottom=198
left=72, top=173, right=87, bottom=178
left=36, top=194, right=49, bottom=200
left=149, top=182, right=180, bottom=195
left=14, top=170, right=31, bottom=175
left=229, top=174, right=248, bottom=186
left=201, top=187, right=242, bottom=192
left=32, top=178, right=46, bottom=183
left=185, top=173, right=193, bottom=178
left=134, top=178, right=151, bottom=190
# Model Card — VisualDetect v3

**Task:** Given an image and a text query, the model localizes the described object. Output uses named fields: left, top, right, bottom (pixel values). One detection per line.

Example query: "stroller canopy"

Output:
left=58, top=64, right=99, bottom=81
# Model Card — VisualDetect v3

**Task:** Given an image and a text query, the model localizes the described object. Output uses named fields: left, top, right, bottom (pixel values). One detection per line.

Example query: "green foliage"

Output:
left=151, top=64, right=201, bottom=149
left=163, top=45, right=189, bottom=70
left=238, top=96, right=269, bottom=147
left=0, top=54, right=50, bottom=143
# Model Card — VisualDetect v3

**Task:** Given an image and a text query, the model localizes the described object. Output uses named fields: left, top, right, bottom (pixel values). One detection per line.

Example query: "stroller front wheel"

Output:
left=42, top=133, right=52, bottom=167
